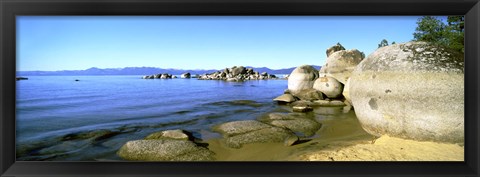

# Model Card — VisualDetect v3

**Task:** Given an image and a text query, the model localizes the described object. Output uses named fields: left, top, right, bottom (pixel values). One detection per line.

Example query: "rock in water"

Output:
left=181, top=72, right=191, bottom=78
left=273, top=94, right=297, bottom=103
left=213, top=120, right=298, bottom=148
left=293, top=89, right=324, bottom=101
left=117, top=139, right=215, bottom=161
left=313, top=76, right=344, bottom=99
left=322, top=49, right=364, bottom=84
left=145, top=129, right=191, bottom=141
left=349, top=41, right=464, bottom=144
left=288, top=65, right=319, bottom=95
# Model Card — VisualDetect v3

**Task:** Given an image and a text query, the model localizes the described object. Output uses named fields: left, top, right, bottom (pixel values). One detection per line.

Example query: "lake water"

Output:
left=16, top=75, right=296, bottom=160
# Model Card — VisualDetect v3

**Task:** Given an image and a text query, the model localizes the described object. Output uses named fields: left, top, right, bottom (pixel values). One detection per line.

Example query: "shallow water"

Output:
left=16, top=75, right=369, bottom=161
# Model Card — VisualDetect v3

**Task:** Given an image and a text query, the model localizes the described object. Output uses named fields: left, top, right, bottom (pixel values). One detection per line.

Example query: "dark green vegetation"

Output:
left=377, top=39, right=395, bottom=48
left=413, top=16, right=464, bottom=53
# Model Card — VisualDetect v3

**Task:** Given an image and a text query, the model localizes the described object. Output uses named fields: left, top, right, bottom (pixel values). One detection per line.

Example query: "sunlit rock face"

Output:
left=287, top=65, right=319, bottom=95
left=349, top=41, right=464, bottom=144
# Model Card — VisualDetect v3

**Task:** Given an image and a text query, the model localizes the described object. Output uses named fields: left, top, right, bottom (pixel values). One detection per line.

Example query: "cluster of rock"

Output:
left=118, top=129, right=215, bottom=161
left=198, top=66, right=277, bottom=81
left=274, top=43, right=364, bottom=113
left=120, top=41, right=464, bottom=161
left=118, top=112, right=324, bottom=160
left=277, top=41, right=464, bottom=145
left=142, top=73, right=178, bottom=79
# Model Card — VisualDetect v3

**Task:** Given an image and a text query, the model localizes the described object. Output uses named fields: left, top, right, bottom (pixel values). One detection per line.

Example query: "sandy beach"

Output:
left=206, top=110, right=464, bottom=161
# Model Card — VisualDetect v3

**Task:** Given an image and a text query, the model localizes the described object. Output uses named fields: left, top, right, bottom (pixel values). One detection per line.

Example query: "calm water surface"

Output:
left=16, top=75, right=292, bottom=160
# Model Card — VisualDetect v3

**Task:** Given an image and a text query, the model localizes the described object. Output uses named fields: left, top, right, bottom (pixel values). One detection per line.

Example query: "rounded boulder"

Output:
left=288, top=65, right=319, bottom=95
left=313, top=76, right=344, bottom=99
left=349, top=41, right=464, bottom=144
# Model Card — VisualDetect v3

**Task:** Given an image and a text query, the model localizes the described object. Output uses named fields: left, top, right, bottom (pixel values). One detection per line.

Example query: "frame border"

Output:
left=1, top=0, right=479, bottom=176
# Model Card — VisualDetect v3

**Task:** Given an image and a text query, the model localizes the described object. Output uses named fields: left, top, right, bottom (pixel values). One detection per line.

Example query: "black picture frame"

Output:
left=1, top=0, right=479, bottom=176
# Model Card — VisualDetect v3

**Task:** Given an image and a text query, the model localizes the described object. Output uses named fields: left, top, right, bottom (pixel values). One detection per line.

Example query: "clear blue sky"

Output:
left=17, top=16, right=428, bottom=71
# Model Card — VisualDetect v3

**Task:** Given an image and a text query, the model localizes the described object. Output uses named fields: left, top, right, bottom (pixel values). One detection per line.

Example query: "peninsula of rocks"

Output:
left=142, top=66, right=279, bottom=81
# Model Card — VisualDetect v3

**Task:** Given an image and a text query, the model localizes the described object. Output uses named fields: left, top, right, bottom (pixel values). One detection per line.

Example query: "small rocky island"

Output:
left=119, top=41, right=464, bottom=161
left=141, top=66, right=278, bottom=82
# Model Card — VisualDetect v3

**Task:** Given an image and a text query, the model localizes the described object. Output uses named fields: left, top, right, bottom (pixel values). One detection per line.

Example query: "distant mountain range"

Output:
left=17, top=66, right=322, bottom=76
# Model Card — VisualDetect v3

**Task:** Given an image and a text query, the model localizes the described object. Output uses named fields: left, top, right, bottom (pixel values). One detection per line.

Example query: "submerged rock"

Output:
left=117, top=139, right=215, bottom=161
left=350, top=41, right=464, bottom=144
left=213, top=120, right=298, bottom=148
left=263, top=113, right=322, bottom=137
left=224, top=127, right=297, bottom=148
left=312, top=100, right=346, bottom=107
left=291, top=101, right=314, bottom=112
left=213, top=120, right=271, bottom=137
left=145, top=129, right=191, bottom=141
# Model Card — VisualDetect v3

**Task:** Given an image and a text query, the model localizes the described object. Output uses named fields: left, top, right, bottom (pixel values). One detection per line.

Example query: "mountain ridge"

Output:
left=17, top=66, right=322, bottom=76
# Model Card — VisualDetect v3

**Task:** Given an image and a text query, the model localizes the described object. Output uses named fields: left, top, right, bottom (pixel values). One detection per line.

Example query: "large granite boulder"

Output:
left=117, top=139, right=215, bottom=161
left=313, top=76, right=344, bottom=98
left=288, top=65, right=319, bottom=95
left=349, top=41, right=464, bottom=144
left=322, top=49, right=364, bottom=84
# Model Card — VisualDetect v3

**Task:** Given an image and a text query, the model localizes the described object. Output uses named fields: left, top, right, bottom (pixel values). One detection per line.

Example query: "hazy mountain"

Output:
left=17, top=66, right=322, bottom=76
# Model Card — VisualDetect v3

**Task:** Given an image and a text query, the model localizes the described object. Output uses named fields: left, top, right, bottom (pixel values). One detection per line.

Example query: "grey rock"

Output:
left=284, top=134, right=299, bottom=146
left=313, top=76, right=344, bottom=98
left=288, top=65, right=319, bottom=95
left=312, top=100, right=346, bottom=107
left=144, top=129, right=191, bottom=141
left=118, top=139, right=215, bottom=161
left=224, top=127, right=296, bottom=148
left=181, top=72, right=191, bottom=78
left=293, top=89, right=324, bottom=101
left=231, top=66, right=246, bottom=76
left=213, top=120, right=271, bottom=137
left=323, top=49, right=364, bottom=84
left=292, top=103, right=313, bottom=112
left=350, top=41, right=464, bottom=143
left=264, top=113, right=322, bottom=137
left=273, top=94, right=297, bottom=103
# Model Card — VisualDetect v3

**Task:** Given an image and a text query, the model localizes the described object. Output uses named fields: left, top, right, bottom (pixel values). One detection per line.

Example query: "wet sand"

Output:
left=205, top=108, right=464, bottom=161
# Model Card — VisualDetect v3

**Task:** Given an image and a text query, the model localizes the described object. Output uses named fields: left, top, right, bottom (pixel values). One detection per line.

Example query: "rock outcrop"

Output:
left=349, top=41, right=464, bottom=144
left=181, top=72, right=191, bottom=79
left=198, top=66, right=277, bottom=81
left=142, top=73, right=173, bottom=79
